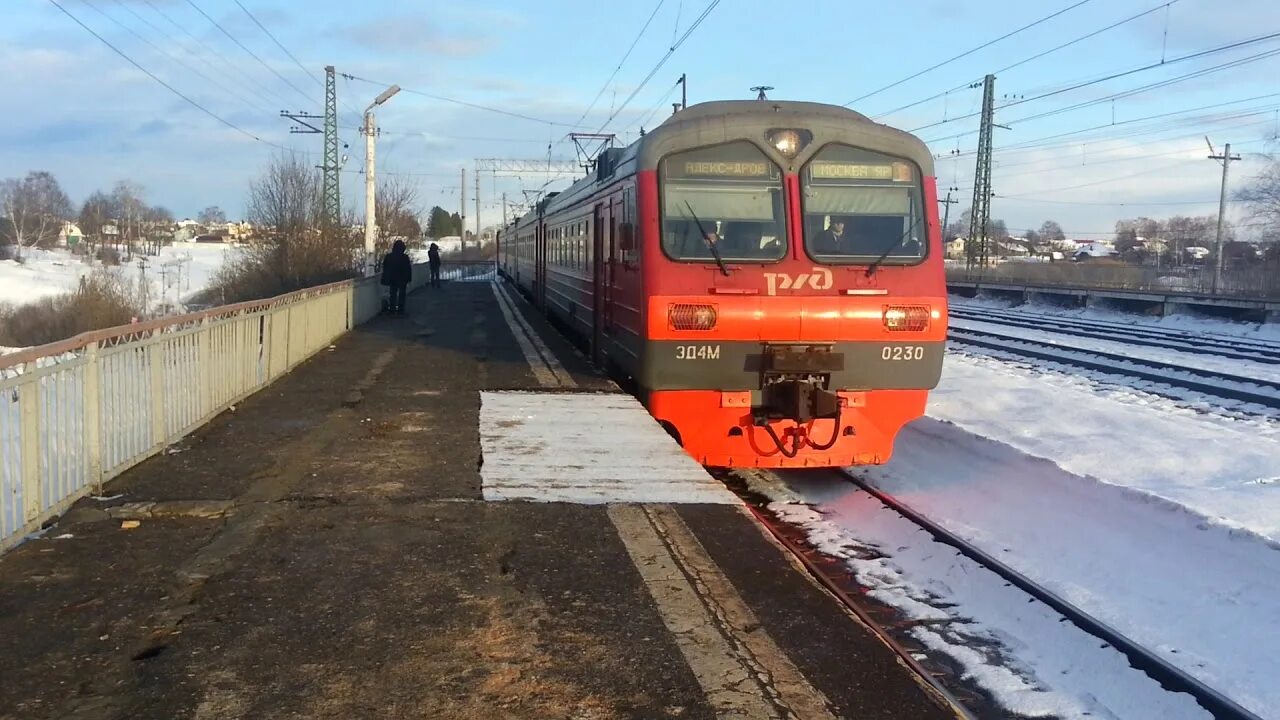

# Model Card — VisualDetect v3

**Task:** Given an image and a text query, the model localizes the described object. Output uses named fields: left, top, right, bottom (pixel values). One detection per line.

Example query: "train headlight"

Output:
left=883, top=305, right=930, bottom=331
left=766, top=128, right=811, bottom=160
left=669, top=303, right=718, bottom=331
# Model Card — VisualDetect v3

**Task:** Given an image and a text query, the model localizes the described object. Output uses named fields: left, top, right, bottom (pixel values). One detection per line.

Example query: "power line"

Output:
left=47, top=0, right=289, bottom=150
left=994, top=195, right=1227, bottom=206
left=341, top=73, right=577, bottom=127
left=182, top=0, right=314, bottom=106
left=913, top=30, right=1280, bottom=133
left=231, top=0, right=322, bottom=87
left=91, top=0, right=270, bottom=116
left=136, top=0, right=282, bottom=109
left=635, top=80, right=683, bottom=133
left=595, top=0, right=722, bottom=135
left=845, top=0, right=1097, bottom=108
left=935, top=95, right=1280, bottom=158
left=572, top=0, right=668, bottom=130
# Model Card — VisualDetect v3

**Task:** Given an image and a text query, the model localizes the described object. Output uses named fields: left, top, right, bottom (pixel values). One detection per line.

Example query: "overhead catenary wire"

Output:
left=571, top=0, right=668, bottom=131
left=182, top=0, right=314, bottom=107
left=845, top=0, right=1097, bottom=107
left=47, top=0, right=292, bottom=151
left=593, top=0, right=723, bottom=135
left=874, top=0, right=1182, bottom=120
left=341, top=73, right=579, bottom=128
left=136, top=0, right=283, bottom=109
left=913, top=30, right=1280, bottom=134
left=89, top=0, right=272, bottom=116
left=231, top=0, right=322, bottom=88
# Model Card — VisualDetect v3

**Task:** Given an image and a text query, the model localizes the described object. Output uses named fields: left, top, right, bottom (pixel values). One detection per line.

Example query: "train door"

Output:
left=535, top=221, right=546, bottom=310
left=592, top=203, right=608, bottom=365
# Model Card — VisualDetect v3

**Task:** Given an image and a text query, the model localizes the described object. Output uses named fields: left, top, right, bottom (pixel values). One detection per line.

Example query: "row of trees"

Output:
left=0, top=170, right=181, bottom=261
left=213, top=152, right=426, bottom=303
left=425, top=206, right=464, bottom=237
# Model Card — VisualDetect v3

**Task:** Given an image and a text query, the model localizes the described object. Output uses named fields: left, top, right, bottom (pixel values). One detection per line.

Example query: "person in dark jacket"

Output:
left=427, top=242, right=441, bottom=288
left=380, top=239, right=412, bottom=314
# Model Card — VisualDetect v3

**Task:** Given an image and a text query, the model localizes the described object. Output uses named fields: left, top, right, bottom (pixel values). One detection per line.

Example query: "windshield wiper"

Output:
left=684, top=201, right=731, bottom=277
left=864, top=218, right=923, bottom=277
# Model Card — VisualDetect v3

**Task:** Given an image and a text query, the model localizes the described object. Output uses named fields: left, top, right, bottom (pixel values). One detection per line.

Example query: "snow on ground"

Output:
left=0, top=244, right=233, bottom=313
left=952, top=294, right=1280, bottom=343
left=951, top=316, right=1280, bottom=384
left=930, top=353, right=1280, bottom=541
left=744, top=472, right=1214, bottom=720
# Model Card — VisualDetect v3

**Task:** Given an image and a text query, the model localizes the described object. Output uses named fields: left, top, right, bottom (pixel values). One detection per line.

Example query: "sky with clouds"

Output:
left=3, top=0, right=1280, bottom=237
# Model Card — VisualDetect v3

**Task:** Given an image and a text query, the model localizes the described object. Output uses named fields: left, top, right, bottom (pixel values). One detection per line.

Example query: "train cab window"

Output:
left=660, top=141, right=787, bottom=263
left=801, top=144, right=925, bottom=265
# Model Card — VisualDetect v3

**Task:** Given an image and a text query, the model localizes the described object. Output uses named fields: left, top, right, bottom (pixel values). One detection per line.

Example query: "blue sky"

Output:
left=3, top=0, right=1279, bottom=236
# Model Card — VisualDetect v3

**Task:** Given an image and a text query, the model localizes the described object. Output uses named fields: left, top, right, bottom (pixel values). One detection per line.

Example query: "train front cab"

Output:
left=636, top=110, right=947, bottom=468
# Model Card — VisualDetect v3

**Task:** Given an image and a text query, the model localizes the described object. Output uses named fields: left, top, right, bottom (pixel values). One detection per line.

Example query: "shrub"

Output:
left=0, top=270, right=142, bottom=347
left=96, top=246, right=121, bottom=265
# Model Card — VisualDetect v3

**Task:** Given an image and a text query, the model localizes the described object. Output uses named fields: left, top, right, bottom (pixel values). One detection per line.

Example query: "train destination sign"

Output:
left=680, top=161, right=771, bottom=177
left=810, top=162, right=913, bottom=182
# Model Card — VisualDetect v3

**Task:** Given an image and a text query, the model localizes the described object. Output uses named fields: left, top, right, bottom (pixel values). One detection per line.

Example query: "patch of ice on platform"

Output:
left=479, top=391, right=737, bottom=505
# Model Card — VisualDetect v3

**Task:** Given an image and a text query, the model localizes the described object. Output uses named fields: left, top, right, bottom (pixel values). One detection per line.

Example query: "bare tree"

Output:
left=375, top=176, right=422, bottom=253
left=1038, top=220, right=1065, bottom=242
left=79, top=190, right=118, bottom=255
left=213, top=152, right=356, bottom=302
left=111, top=180, right=147, bottom=256
left=0, top=171, right=73, bottom=260
left=1237, top=158, right=1280, bottom=238
left=198, top=205, right=227, bottom=226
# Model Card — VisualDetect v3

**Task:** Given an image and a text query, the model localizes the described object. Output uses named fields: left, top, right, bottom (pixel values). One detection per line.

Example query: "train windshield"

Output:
left=660, top=141, right=787, bottom=262
left=801, top=145, right=925, bottom=265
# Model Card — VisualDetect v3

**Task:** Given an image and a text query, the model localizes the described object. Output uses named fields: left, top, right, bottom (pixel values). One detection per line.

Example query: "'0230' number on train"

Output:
left=882, top=345, right=925, bottom=361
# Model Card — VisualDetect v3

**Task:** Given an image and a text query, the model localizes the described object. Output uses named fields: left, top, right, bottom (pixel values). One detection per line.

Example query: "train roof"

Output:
left=511, top=99, right=934, bottom=226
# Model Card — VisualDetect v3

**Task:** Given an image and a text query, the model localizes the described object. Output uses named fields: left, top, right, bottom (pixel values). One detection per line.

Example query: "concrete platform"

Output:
left=0, top=279, right=959, bottom=720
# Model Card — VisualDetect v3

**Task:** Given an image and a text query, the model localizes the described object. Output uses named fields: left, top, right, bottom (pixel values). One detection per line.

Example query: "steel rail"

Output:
left=950, top=308, right=1280, bottom=363
left=949, top=327, right=1280, bottom=409
left=840, top=470, right=1265, bottom=720
left=740, top=501, right=979, bottom=720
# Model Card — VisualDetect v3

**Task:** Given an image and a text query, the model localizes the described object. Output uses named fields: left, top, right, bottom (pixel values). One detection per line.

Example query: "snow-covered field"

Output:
left=758, top=300, right=1279, bottom=718
left=0, top=244, right=233, bottom=314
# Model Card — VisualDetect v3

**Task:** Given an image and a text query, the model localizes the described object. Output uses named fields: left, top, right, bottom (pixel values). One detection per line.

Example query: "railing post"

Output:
left=149, top=336, right=167, bottom=448
left=83, top=341, right=103, bottom=495
left=198, top=317, right=212, bottom=420
left=19, top=379, right=41, bottom=524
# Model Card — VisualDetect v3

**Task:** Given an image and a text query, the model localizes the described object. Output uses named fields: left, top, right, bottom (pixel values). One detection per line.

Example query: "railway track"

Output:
left=948, top=326, right=1280, bottom=410
left=831, top=470, right=1265, bottom=720
left=950, top=306, right=1280, bottom=364
left=724, top=472, right=988, bottom=720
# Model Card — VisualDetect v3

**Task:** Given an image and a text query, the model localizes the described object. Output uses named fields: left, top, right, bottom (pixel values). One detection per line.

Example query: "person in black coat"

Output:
left=380, top=239, right=412, bottom=314
left=427, top=242, right=441, bottom=288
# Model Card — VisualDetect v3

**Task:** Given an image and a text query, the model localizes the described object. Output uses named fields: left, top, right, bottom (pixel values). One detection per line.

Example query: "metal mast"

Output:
left=322, top=66, right=340, bottom=232
left=967, top=74, right=995, bottom=271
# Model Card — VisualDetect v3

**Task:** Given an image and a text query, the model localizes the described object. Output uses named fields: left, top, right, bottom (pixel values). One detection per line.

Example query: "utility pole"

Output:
left=363, top=113, right=377, bottom=272
left=940, top=189, right=959, bottom=246
left=679, top=73, right=687, bottom=110
left=967, top=74, right=996, bottom=271
left=460, top=168, right=467, bottom=248
left=502, top=192, right=508, bottom=227
left=475, top=169, right=481, bottom=245
left=137, top=257, right=149, bottom=315
left=322, top=66, right=341, bottom=232
left=362, top=83, right=400, bottom=275
left=1207, top=137, right=1240, bottom=294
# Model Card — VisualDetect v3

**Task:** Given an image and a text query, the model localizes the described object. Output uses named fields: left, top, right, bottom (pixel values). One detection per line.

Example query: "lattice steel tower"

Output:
left=967, top=74, right=995, bottom=270
left=322, top=65, right=340, bottom=230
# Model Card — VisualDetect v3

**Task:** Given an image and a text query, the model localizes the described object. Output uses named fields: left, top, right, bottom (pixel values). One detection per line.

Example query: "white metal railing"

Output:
left=0, top=260, right=467, bottom=551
